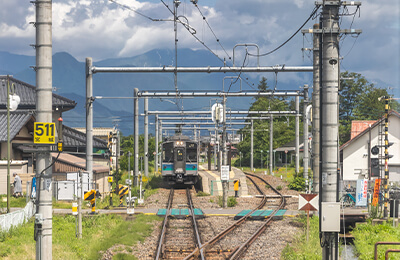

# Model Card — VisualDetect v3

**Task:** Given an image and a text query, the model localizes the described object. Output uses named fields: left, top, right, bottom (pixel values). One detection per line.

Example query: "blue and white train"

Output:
left=161, top=134, right=199, bottom=185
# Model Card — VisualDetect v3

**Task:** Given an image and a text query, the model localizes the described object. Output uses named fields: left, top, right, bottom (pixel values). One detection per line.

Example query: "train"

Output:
left=161, top=134, right=199, bottom=185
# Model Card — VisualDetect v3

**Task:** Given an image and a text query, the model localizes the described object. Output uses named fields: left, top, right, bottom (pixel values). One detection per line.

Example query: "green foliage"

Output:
left=217, top=196, right=237, bottom=207
left=276, top=185, right=283, bottom=191
left=339, top=71, right=400, bottom=145
left=113, top=253, right=138, bottom=260
left=282, top=215, right=321, bottom=260
left=196, top=191, right=210, bottom=197
left=0, top=195, right=27, bottom=209
left=119, top=134, right=156, bottom=172
left=352, top=221, right=400, bottom=260
left=288, top=175, right=305, bottom=191
left=0, top=214, right=161, bottom=259
left=369, top=204, right=383, bottom=219
left=227, top=196, right=238, bottom=207
left=234, top=77, right=300, bottom=168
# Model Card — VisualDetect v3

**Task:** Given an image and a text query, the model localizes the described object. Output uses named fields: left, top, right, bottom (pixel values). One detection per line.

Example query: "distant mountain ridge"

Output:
left=1, top=49, right=392, bottom=135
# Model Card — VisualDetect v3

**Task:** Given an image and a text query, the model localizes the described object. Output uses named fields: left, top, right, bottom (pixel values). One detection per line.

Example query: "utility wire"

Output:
left=248, top=6, right=320, bottom=57
left=109, top=0, right=164, bottom=21
left=193, top=4, right=231, bottom=60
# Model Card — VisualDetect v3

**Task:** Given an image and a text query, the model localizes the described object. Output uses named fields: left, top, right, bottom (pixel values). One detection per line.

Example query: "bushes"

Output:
left=217, top=196, right=238, bottom=207
left=288, top=175, right=305, bottom=191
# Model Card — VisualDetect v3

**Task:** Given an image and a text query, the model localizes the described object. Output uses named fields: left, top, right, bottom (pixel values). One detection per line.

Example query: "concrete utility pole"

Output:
left=144, top=94, right=149, bottom=177
left=155, top=115, right=159, bottom=173
left=321, top=2, right=340, bottom=259
left=312, top=23, right=320, bottom=194
left=159, top=120, right=163, bottom=168
left=35, top=0, right=53, bottom=258
left=134, top=88, right=139, bottom=186
left=250, top=120, right=254, bottom=172
left=222, top=95, right=228, bottom=208
left=295, top=96, right=300, bottom=175
left=303, top=85, right=310, bottom=191
left=269, top=115, right=273, bottom=175
left=86, top=58, right=94, bottom=188
left=384, top=97, right=389, bottom=218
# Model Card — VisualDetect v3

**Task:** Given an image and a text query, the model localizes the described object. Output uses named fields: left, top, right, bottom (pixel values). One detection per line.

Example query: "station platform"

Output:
left=198, top=165, right=249, bottom=196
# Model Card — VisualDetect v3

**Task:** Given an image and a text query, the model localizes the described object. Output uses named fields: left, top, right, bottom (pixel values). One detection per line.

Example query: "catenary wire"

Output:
left=248, top=6, right=320, bottom=57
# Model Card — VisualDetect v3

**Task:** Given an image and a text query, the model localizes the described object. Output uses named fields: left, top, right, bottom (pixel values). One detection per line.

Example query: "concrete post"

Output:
left=134, top=88, right=139, bottom=186
left=312, top=23, right=320, bottom=194
left=144, top=94, right=149, bottom=177
left=214, top=128, right=217, bottom=170
left=250, top=119, right=254, bottom=172
left=320, top=2, right=340, bottom=259
left=222, top=95, right=228, bottom=208
left=295, top=96, right=300, bottom=174
left=35, top=0, right=53, bottom=258
left=269, top=115, right=273, bottom=174
left=86, top=58, right=93, bottom=188
left=159, top=120, right=163, bottom=168
left=78, top=171, right=82, bottom=239
left=155, top=115, right=159, bottom=173
left=303, top=85, right=310, bottom=191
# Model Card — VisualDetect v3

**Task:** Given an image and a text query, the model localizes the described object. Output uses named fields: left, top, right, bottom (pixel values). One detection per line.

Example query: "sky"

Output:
left=0, top=0, right=399, bottom=98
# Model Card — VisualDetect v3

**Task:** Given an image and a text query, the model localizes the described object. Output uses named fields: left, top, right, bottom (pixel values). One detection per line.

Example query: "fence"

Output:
left=0, top=201, right=35, bottom=232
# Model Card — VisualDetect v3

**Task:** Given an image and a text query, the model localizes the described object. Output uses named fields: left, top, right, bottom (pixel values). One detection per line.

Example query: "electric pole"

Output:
left=35, top=0, right=53, bottom=258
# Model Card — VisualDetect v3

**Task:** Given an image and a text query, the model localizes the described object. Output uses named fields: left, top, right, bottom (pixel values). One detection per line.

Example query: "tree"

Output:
left=235, top=77, right=299, bottom=167
left=339, top=71, right=399, bottom=144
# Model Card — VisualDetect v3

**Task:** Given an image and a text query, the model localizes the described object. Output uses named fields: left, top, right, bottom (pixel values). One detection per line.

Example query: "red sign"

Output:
left=153, top=151, right=156, bottom=155
left=285, top=150, right=288, bottom=154
left=298, top=194, right=319, bottom=211
left=372, top=179, right=381, bottom=206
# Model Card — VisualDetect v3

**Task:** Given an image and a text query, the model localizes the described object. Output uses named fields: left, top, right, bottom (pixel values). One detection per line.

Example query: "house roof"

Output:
left=0, top=76, right=76, bottom=112
left=0, top=110, right=35, bottom=142
left=51, top=152, right=109, bottom=174
left=274, top=135, right=305, bottom=152
left=340, top=110, right=400, bottom=151
left=0, top=110, right=107, bottom=149
left=63, top=125, right=107, bottom=149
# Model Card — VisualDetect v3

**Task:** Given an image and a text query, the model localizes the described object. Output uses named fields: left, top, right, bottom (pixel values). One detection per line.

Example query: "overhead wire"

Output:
left=108, top=0, right=163, bottom=21
left=248, top=6, right=320, bottom=57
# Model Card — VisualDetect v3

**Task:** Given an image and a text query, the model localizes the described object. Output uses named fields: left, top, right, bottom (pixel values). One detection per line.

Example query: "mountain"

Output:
left=3, top=48, right=350, bottom=135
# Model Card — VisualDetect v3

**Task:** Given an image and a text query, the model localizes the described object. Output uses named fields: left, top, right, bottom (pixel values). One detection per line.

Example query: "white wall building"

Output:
left=340, top=111, right=400, bottom=182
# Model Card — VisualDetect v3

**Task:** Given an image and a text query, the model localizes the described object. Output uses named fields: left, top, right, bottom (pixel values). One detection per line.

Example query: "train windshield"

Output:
left=163, top=142, right=173, bottom=162
left=186, top=142, right=197, bottom=162
left=176, top=149, right=184, bottom=161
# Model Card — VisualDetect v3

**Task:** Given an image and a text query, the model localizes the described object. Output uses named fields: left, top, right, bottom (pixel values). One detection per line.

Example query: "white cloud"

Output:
left=0, top=0, right=398, bottom=97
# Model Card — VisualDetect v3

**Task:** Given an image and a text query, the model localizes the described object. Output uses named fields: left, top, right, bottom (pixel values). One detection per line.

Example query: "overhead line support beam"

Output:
left=90, top=66, right=313, bottom=74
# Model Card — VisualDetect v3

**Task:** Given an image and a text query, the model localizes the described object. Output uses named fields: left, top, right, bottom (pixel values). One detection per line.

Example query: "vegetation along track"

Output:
left=184, top=172, right=286, bottom=260
left=155, top=187, right=205, bottom=260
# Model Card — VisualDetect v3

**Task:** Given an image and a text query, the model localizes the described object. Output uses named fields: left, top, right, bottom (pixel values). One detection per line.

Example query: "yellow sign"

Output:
left=372, top=179, right=381, bottom=206
left=34, top=122, right=56, bottom=144
left=142, top=176, right=148, bottom=182
left=107, top=176, right=113, bottom=183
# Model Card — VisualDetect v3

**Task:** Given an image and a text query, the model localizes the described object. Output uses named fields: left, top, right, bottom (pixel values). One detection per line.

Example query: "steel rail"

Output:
left=228, top=172, right=286, bottom=259
left=155, top=188, right=174, bottom=260
left=187, top=188, right=205, bottom=260
left=183, top=174, right=268, bottom=260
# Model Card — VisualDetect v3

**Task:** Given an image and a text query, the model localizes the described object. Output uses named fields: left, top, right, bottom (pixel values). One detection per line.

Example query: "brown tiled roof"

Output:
left=51, top=152, right=109, bottom=174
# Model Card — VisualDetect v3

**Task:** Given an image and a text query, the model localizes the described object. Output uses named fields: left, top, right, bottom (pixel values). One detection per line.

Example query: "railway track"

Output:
left=184, top=172, right=286, bottom=260
left=155, top=187, right=205, bottom=260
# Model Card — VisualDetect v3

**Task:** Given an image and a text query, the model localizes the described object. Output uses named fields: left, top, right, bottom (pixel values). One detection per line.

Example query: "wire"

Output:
left=193, top=4, right=231, bottom=60
left=248, top=6, right=320, bottom=57
left=109, top=0, right=161, bottom=21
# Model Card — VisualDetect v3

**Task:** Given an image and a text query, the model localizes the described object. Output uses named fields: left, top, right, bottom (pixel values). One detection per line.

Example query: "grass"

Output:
left=351, top=220, right=400, bottom=260
left=0, top=195, right=28, bottom=210
left=282, top=215, right=322, bottom=260
left=196, top=191, right=210, bottom=197
left=0, top=213, right=162, bottom=259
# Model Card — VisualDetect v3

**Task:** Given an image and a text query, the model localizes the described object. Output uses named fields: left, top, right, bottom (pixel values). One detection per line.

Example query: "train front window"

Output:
left=176, top=149, right=184, bottom=161
left=186, top=142, right=197, bottom=162
left=163, top=143, right=173, bottom=162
